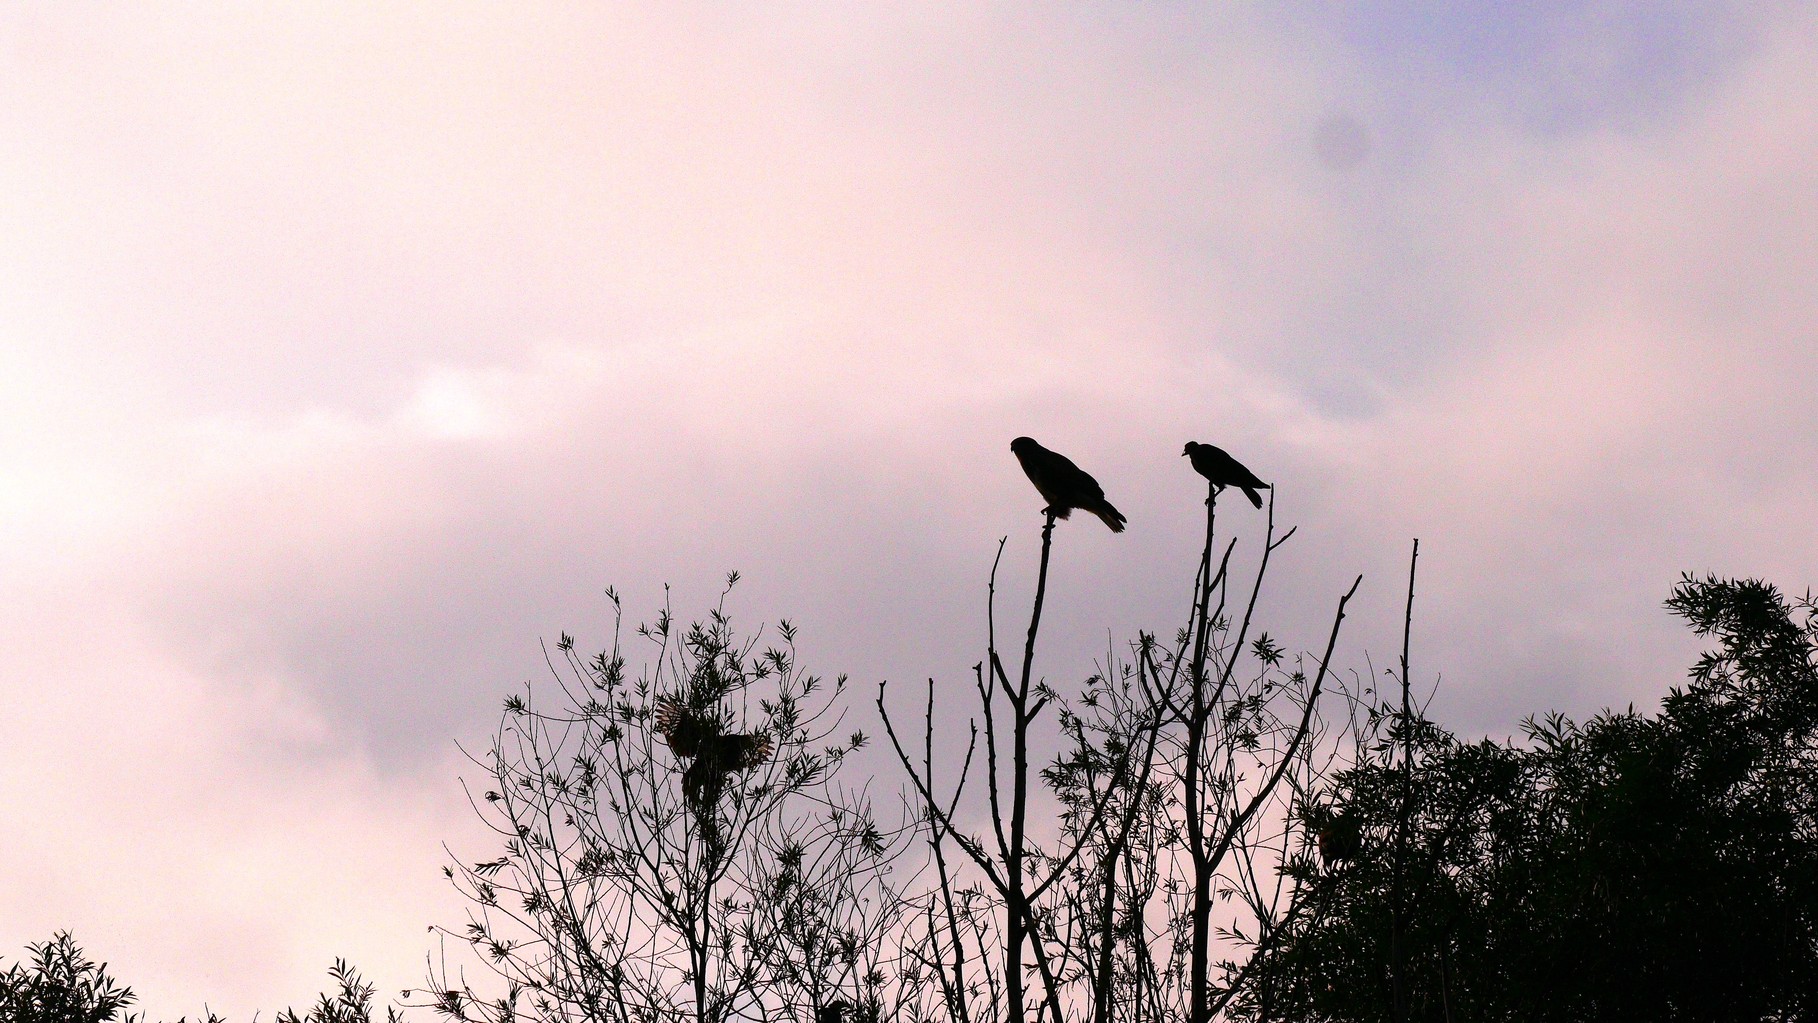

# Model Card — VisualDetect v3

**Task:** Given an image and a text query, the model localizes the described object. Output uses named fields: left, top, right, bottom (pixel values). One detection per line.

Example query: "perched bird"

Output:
left=1010, top=437, right=1127, bottom=532
left=816, top=1000, right=853, bottom=1023
left=1317, top=815, right=1362, bottom=865
left=654, top=695, right=774, bottom=839
left=1183, top=442, right=1270, bottom=509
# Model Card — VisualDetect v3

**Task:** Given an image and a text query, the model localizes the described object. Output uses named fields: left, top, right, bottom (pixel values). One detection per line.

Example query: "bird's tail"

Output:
left=1091, top=500, right=1127, bottom=533
left=1241, top=486, right=1265, bottom=509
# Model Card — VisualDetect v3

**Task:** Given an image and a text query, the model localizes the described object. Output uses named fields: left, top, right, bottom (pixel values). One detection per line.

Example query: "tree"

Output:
left=882, top=476, right=1366, bottom=1023
left=1245, top=575, right=1818, bottom=1022
left=421, top=577, right=908, bottom=1023
left=1, top=932, right=137, bottom=1023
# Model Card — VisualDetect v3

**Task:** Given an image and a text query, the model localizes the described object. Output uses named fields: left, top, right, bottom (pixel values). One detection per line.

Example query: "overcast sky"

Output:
left=3, top=3, right=1815, bottom=1018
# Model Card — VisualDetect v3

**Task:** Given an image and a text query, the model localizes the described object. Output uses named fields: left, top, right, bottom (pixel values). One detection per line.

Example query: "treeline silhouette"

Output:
left=1249, top=574, right=1818, bottom=1022
left=9, top=440, right=1816, bottom=1022
left=0, top=935, right=397, bottom=1023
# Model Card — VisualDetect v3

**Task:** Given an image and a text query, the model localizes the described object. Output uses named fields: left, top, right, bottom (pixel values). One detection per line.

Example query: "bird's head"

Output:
left=1010, top=437, right=1036, bottom=454
left=1182, top=442, right=1200, bottom=457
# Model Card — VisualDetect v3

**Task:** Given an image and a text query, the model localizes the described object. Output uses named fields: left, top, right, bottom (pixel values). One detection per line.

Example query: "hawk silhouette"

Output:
left=1183, top=442, right=1270, bottom=509
left=1316, top=815, right=1362, bottom=864
left=654, top=695, right=773, bottom=840
left=1010, top=437, right=1126, bottom=532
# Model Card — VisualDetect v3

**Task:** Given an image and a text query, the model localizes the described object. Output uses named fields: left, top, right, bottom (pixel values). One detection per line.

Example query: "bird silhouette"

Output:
left=816, top=1000, right=853, bottom=1023
left=1010, top=437, right=1127, bottom=532
left=654, top=695, right=773, bottom=841
left=1316, top=815, right=1361, bottom=865
left=1183, top=442, right=1270, bottom=508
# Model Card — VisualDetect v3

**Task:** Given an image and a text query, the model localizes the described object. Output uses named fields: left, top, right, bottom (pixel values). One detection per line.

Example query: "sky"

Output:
left=2, top=2, right=1815, bottom=1017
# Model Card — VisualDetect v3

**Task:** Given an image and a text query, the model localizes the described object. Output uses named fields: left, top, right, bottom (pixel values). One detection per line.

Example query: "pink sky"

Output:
left=3, top=4, right=1815, bottom=1018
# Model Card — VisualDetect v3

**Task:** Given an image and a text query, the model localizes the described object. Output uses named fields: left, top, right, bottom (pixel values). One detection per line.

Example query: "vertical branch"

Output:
left=1020, top=512, right=1060, bottom=697
left=1006, top=511, right=1059, bottom=1023
left=985, top=539, right=1013, bottom=864
left=1186, top=485, right=1220, bottom=1023
left=883, top=514, right=1078, bottom=1023
left=1401, top=540, right=1420, bottom=722
left=1191, top=484, right=1221, bottom=678
left=924, top=679, right=978, bottom=1023
left=1391, top=538, right=1420, bottom=1023
left=1090, top=691, right=1164, bottom=1023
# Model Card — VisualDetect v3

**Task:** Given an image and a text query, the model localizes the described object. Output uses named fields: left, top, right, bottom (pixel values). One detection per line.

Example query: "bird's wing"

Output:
left=1044, top=450, right=1108, bottom=503
left=728, top=731, right=774, bottom=770
left=655, top=696, right=704, bottom=758
left=1016, top=447, right=1074, bottom=510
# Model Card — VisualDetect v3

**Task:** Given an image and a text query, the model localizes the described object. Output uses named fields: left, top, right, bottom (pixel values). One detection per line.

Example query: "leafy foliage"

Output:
left=0, top=932, right=138, bottom=1023
left=1246, top=576, right=1818, bottom=1022
left=275, top=960, right=403, bottom=1023
left=0, top=936, right=395, bottom=1023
